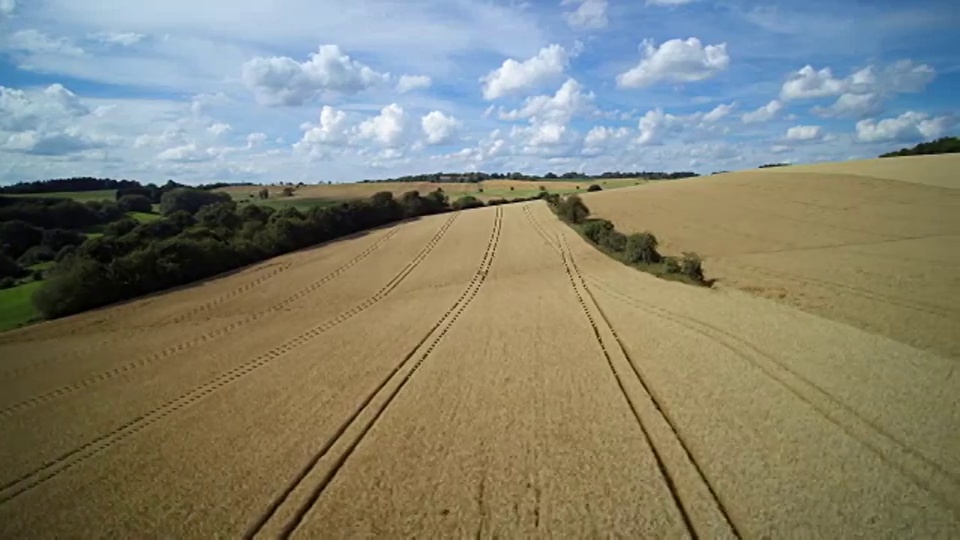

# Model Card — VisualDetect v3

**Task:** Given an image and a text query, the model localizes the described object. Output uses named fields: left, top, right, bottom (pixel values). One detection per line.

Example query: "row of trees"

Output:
left=361, top=171, right=699, bottom=184
left=31, top=188, right=543, bottom=320
left=880, top=137, right=960, bottom=158
left=547, top=194, right=706, bottom=285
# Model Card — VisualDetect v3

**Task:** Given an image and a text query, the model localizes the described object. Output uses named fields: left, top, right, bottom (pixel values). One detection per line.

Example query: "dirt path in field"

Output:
left=1, top=201, right=957, bottom=537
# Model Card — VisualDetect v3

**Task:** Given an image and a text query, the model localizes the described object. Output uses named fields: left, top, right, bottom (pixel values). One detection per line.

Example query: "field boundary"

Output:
left=0, top=214, right=460, bottom=504
left=243, top=207, right=503, bottom=539
left=0, top=227, right=403, bottom=406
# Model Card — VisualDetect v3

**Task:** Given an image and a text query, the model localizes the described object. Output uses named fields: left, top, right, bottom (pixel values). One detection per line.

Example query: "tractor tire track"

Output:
left=0, top=228, right=402, bottom=412
left=523, top=204, right=735, bottom=537
left=244, top=207, right=503, bottom=540
left=0, top=215, right=458, bottom=505
left=586, top=278, right=960, bottom=514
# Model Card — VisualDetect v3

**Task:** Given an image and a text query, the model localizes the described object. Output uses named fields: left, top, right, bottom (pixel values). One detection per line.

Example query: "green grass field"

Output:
left=0, top=281, right=44, bottom=333
left=236, top=197, right=342, bottom=212
left=4, top=190, right=117, bottom=202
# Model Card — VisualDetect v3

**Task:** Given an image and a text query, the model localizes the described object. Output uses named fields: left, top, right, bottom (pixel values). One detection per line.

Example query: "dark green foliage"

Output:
left=32, top=269, right=44, bottom=281
left=0, top=277, right=14, bottom=289
left=258, top=188, right=269, bottom=199
left=17, top=245, right=55, bottom=266
left=159, top=188, right=232, bottom=215
left=880, top=137, right=960, bottom=157
left=679, top=252, right=704, bottom=281
left=587, top=184, right=602, bottom=192
left=55, top=245, right=77, bottom=262
left=117, top=194, right=153, bottom=213
left=116, top=186, right=155, bottom=202
left=486, top=198, right=508, bottom=206
left=600, top=230, right=627, bottom=252
left=583, top=219, right=614, bottom=244
left=663, top=256, right=681, bottom=274
left=0, top=220, right=43, bottom=259
left=41, top=228, right=85, bottom=251
left=0, top=196, right=106, bottom=230
left=0, top=177, right=141, bottom=195
left=0, top=252, right=26, bottom=279
left=758, top=163, right=790, bottom=168
left=103, top=218, right=139, bottom=238
left=451, top=196, right=485, bottom=210
left=281, top=187, right=295, bottom=197
left=557, top=195, right=589, bottom=224
left=624, top=232, right=661, bottom=264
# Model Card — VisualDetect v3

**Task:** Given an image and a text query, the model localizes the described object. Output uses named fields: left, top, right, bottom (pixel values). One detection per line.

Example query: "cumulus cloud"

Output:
left=421, top=111, right=461, bottom=145
left=616, top=38, right=729, bottom=88
left=781, top=60, right=935, bottom=102
left=5, top=29, right=85, bottom=56
left=207, top=123, right=232, bottom=137
left=246, top=132, right=267, bottom=148
left=242, top=45, right=390, bottom=106
left=480, top=44, right=571, bottom=100
left=0, top=84, right=89, bottom=132
left=582, top=125, right=631, bottom=155
left=498, top=78, right=594, bottom=124
left=356, top=103, right=407, bottom=147
left=296, top=105, right=351, bottom=148
left=89, top=32, right=145, bottom=47
left=855, top=111, right=956, bottom=143
left=812, top=92, right=882, bottom=119
left=741, top=100, right=783, bottom=124
left=2, top=130, right=103, bottom=156
left=646, top=0, right=695, bottom=4
left=785, top=125, right=824, bottom=141
left=702, top=102, right=735, bottom=123
left=0, top=0, right=15, bottom=16
left=562, top=0, right=608, bottom=30
left=396, top=74, right=432, bottom=93
left=637, top=108, right=684, bottom=145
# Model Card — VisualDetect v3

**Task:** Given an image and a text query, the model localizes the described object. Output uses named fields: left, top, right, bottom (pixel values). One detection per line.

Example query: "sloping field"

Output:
left=1, top=202, right=958, bottom=537
left=583, top=154, right=960, bottom=358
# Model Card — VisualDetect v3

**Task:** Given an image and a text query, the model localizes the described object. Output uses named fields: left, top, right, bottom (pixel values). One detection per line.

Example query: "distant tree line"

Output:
left=360, top=171, right=698, bottom=184
left=880, top=137, right=960, bottom=158
left=758, top=163, right=791, bottom=168
left=0, top=177, right=254, bottom=196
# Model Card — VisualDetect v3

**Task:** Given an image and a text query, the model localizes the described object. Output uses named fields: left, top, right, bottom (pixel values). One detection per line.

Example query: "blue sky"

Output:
left=0, top=0, right=958, bottom=185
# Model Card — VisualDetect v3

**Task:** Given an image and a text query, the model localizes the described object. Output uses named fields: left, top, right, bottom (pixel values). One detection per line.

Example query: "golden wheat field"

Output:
left=1, top=159, right=959, bottom=537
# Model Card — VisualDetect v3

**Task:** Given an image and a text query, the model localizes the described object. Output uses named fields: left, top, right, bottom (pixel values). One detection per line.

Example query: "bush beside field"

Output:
left=547, top=194, right=709, bottom=286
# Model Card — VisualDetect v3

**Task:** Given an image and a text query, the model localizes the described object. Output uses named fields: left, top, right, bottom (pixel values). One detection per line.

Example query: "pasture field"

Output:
left=1, top=188, right=958, bottom=536
left=583, top=154, right=960, bottom=358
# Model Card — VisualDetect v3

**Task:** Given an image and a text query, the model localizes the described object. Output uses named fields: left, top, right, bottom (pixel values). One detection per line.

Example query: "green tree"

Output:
left=159, top=188, right=232, bottom=215
left=624, top=232, right=661, bottom=264
left=117, top=194, right=153, bottom=213
left=557, top=195, right=589, bottom=224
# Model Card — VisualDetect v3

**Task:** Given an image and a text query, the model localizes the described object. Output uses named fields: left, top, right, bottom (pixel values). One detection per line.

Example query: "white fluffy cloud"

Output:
left=296, top=105, right=351, bottom=148
left=481, top=44, right=571, bottom=100
left=242, top=45, right=390, bottom=106
left=617, top=37, right=729, bottom=88
left=246, top=132, right=267, bottom=148
left=741, top=100, right=783, bottom=124
left=812, top=92, right=882, bottom=119
left=646, top=0, right=695, bottom=4
left=637, top=108, right=684, bottom=145
left=855, top=111, right=956, bottom=143
left=562, top=0, right=608, bottom=30
left=356, top=103, right=407, bottom=147
left=702, top=102, right=735, bottom=123
left=207, top=123, right=232, bottom=137
left=0, top=84, right=89, bottom=132
left=785, top=125, right=824, bottom=141
left=498, top=78, right=594, bottom=124
left=0, top=0, right=15, bottom=16
left=421, top=111, right=461, bottom=145
left=157, top=143, right=216, bottom=163
left=781, top=60, right=935, bottom=101
left=396, top=74, right=432, bottom=93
